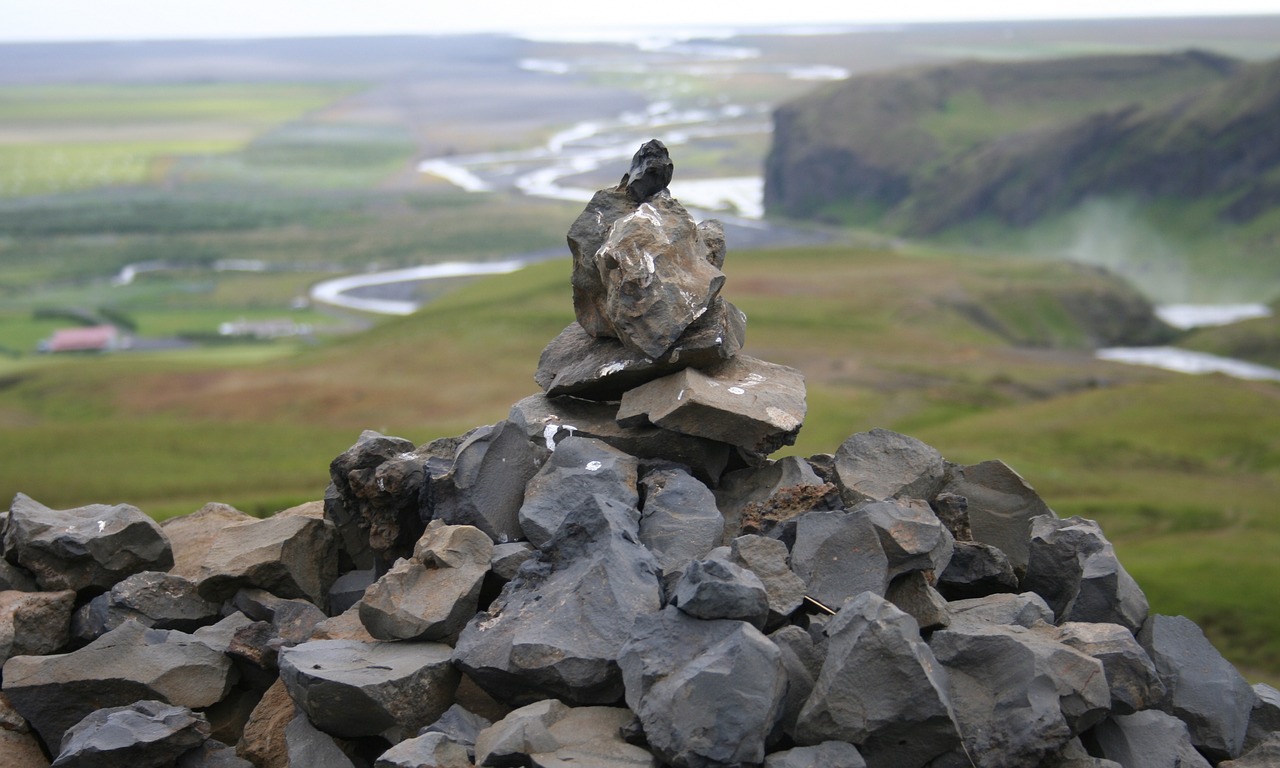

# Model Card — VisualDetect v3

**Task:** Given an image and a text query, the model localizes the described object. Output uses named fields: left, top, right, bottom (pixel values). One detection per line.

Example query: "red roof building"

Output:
left=43, top=325, right=123, bottom=353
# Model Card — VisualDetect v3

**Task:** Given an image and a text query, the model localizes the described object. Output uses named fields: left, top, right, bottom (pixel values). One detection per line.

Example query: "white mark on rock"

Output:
left=599, top=362, right=627, bottom=377
left=677, top=389, right=686, bottom=401
left=585, top=461, right=603, bottom=472
left=746, top=373, right=766, bottom=383
left=97, top=520, right=107, bottom=533
left=728, top=386, right=746, bottom=395
left=642, top=251, right=655, bottom=274
left=766, top=406, right=802, bottom=430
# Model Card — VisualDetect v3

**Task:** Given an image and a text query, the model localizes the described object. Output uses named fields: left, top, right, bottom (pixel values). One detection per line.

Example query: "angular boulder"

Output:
left=637, top=467, right=723, bottom=575
left=72, top=572, right=219, bottom=642
left=670, top=555, right=769, bottom=628
left=1085, top=709, right=1212, bottom=768
left=375, top=731, right=471, bottom=768
left=430, top=420, right=545, bottom=545
left=473, top=701, right=652, bottom=768
left=947, top=591, right=1055, bottom=629
left=161, top=503, right=256, bottom=581
left=939, top=460, right=1054, bottom=572
left=282, top=712, right=355, bottom=768
left=51, top=700, right=210, bottom=768
left=3, top=494, right=172, bottom=596
left=195, top=514, right=338, bottom=607
left=833, top=429, right=946, bottom=507
left=936, top=540, right=1019, bottom=600
left=619, top=606, right=786, bottom=768
left=327, top=431, right=421, bottom=567
left=1055, top=621, right=1165, bottom=715
left=0, top=589, right=74, bottom=661
left=279, top=639, right=459, bottom=742
left=1022, top=515, right=1148, bottom=632
left=729, top=535, right=806, bottom=630
left=518, top=436, right=638, bottom=548
left=860, top=498, right=954, bottom=578
left=765, top=741, right=866, bottom=768
left=788, top=510, right=889, bottom=611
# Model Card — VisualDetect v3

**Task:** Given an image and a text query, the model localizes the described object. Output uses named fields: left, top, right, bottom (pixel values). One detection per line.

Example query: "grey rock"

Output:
left=489, top=543, right=535, bottom=582
left=1139, top=613, right=1253, bottom=761
left=1023, top=515, right=1148, bottom=632
left=637, top=467, right=723, bottom=575
left=518, top=436, right=638, bottom=548
left=360, top=522, right=492, bottom=643
left=715, top=456, right=833, bottom=543
left=769, top=625, right=824, bottom=739
left=765, top=742, right=867, bottom=768
left=1246, top=683, right=1280, bottom=752
left=3, top=620, right=234, bottom=749
left=3, top=493, right=172, bottom=596
left=420, top=704, right=492, bottom=759
left=939, top=460, right=1054, bottom=573
left=671, top=555, right=769, bottom=628
left=279, top=639, right=459, bottom=742
left=535, top=299, right=747, bottom=401
left=162, top=503, right=257, bottom=581
left=431, top=420, right=545, bottom=545
left=474, top=699, right=566, bottom=766
left=930, top=492, right=972, bottom=541
left=51, top=700, right=210, bottom=768
left=507, top=393, right=731, bottom=485
left=377, top=731, right=471, bottom=768
left=795, top=593, right=960, bottom=768
left=328, top=431, right=421, bottom=567
left=0, top=559, right=37, bottom=593
left=617, top=354, right=807, bottom=456
left=230, top=588, right=326, bottom=646
left=619, top=606, right=786, bottom=768
left=833, top=429, right=946, bottom=507
left=1041, top=737, right=1123, bottom=768
left=729, top=535, right=806, bottom=629
left=71, top=571, right=219, bottom=643
left=860, top=498, right=954, bottom=578
left=1086, top=709, right=1212, bottom=768
left=929, top=621, right=1111, bottom=767
left=1055, top=621, right=1165, bottom=715
left=1223, top=733, right=1280, bottom=768
left=0, top=691, right=48, bottom=768
left=454, top=494, right=662, bottom=706
left=885, top=571, right=950, bottom=631
left=936, top=541, right=1019, bottom=600
left=789, top=510, right=889, bottom=611
left=568, top=187, right=640, bottom=338
left=327, top=569, right=374, bottom=617
left=176, top=739, right=255, bottom=768
left=623, top=138, right=674, bottom=202
left=947, top=591, right=1055, bottom=629
left=475, top=701, right=651, bottom=768
left=0, top=589, right=74, bottom=661
left=283, top=712, right=355, bottom=768
left=195, top=514, right=338, bottom=608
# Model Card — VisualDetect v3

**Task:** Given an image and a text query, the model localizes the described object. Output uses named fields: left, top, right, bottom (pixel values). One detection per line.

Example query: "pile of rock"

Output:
left=3, top=142, right=1279, bottom=768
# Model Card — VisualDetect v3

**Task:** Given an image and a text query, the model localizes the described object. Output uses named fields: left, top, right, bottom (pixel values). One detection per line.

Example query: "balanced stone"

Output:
left=623, top=138, right=674, bottom=202
left=617, top=354, right=807, bottom=456
left=833, top=429, right=946, bottom=507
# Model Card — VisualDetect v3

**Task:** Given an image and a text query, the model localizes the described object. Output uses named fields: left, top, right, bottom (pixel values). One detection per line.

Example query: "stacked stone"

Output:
left=3, top=144, right=1279, bottom=768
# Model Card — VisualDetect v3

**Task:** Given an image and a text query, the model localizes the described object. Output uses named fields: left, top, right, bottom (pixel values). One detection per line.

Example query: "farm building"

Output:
left=39, top=325, right=128, bottom=353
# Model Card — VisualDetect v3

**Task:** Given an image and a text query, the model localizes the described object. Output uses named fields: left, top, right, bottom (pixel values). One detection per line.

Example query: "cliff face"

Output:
left=764, top=50, right=1279, bottom=235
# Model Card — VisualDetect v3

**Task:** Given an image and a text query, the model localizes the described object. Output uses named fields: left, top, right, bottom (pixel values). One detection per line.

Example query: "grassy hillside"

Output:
left=2, top=244, right=1277, bottom=680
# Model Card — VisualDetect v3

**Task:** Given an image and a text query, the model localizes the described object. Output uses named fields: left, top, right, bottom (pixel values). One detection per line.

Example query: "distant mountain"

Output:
left=764, top=50, right=1279, bottom=236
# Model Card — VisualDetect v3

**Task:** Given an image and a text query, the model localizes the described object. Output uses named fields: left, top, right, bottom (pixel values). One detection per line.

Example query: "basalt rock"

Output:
left=1055, top=621, right=1165, bottom=715
left=788, top=510, right=889, bottom=610
left=833, top=429, right=946, bottom=507
left=161, top=503, right=256, bottom=581
left=1084, top=709, right=1212, bottom=768
left=51, top=700, right=210, bottom=768
left=429, top=420, right=546, bottom=545
left=728, top=534, right=806, bottom=630
left=517, top=436, right=638, bottom=548
left=195, top=514, right=338, bottom=608
left=936, top=540, right=1019, bottom=600
left=1022, top=515, right=1148, bottom=633
left=0, top=589, right=74, bottom=662
left=637, top=467, right=724, bottom=575
left=669, top=555, right=769, bottom=628
left=939, top=459, right=1055, bottom=573
left=328, top=431, right=421, bottom=568
left=71, top=572, right=219, bottom=643
left=714, top=456, right=833, bottom=543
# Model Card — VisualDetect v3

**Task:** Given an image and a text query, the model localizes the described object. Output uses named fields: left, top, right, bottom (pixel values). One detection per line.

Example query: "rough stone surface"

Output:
left=637, top=467, right=723, bottom=575
left=279, top=639, right=459, bottom=741
left=1023, top=515, right=1148, bottom=632
left=795, top=593, right=960, bottom=768
left=327, top=431, right=421, bottom=568
left=765, top=741, right=867, bottom=768
left=670, top=555, right=769, bottom=628
left=936, top=540, right=1019, bottom=600
left=619, top=606, right=786, bottom=768
left=235, top=678, right=292, bottom=768
left=283, top=712, right=355, bottom=768
left=177, top=739, right=254, bottom=768
left=454, top=495, right=662, bottom=706
left=419, top=704, right=491, bottom=759
left=789, top=510, right=889, bottom=611
left=1085, top=709, right=1212, bottom=768
left=72, top=571, right=219, bottom=642
left=376, top=731, right=472, bottom=768
left=507, top=393, right=731, bottom=485
left=0, top=589, right=74, bottom=661
left=1138, top=613, right=1253, bottom=762
left=535, top=298, right=747, bottom=401
left=947, top=591, right=1055, bottom=629
left=617, top=354, right=807, bottom=456
left=885, top=571, right=950, bottom=631
left=161, top=503, right=256, bottom=581
left=939, top=460, right=1054, bottom=572
left=489, top=543, right=535, bottom=582
left=0, top=691, right=51, bottom=768
left=474, top=701, right=652, bottom=768
left=623, top=138, right=674, bottom=202
left=195, top=514, right=338, bottom=608
left=360, top=522, right=492, bottom=643
left=715, top=456, right=833, bottom=543
left=430, top=420, right=545, bottom=545
left=3, top=620, right=234, bottom=749
left=729, top=534, right=806, bottom=629
left=860, top=498, right=954, bottom=578
left=929, top=621, right=1111, bottom=767
left=1222, top=733, right=1280, bottom=768
left=1055, top=621, right=1165, bottom=715
left=3, top=493, right=173, bottom=596
left=230, top=588, right=326, bottom=646
left=1245, top=683, right=1280, bottom=752
left=51, top=700, right=210, bottom=768
left=833, top=429, right=946, bottom=506
left=518, top=436, right=638, bottom=548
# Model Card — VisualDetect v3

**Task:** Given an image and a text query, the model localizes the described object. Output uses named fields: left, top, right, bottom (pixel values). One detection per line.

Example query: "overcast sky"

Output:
left=2, top=0, right=1278, bottom=43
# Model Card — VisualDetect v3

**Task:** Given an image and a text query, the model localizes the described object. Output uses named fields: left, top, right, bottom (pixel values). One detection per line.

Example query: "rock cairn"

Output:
left=2, top=142, right=1278, bottom=768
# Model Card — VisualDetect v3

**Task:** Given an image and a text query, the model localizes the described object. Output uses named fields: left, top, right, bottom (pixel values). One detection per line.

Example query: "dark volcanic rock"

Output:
left=229, top=588, right=326, bottom=646
left=623, top=138, right=674, bottom=202
left=637, top=467, right=723, bottom=576
left=4, top=493, right=172, bottom=596
left=619, top=606, right=786, bottom=768
left=0, top=558, right=37, bottom=593
left=195, top=514, right=338, bottom=608
left=885, top=571, right=950, bottom=632
left=3, top=620, right=234, bottom=750
left=939, top=460, right=1054, bottom=572
left=617, top=354, right=806, bottom=456
left=1055, top=621, right=1165, bottom=715
left=535, top=298, right=747, bottom=400
left=327, top=569, right=374, bottom=617
left=833, top=429, right=946, bottom=506
left=282, top=712, right=355, bottom=768
left=376, top=731, right=471, bottom=768
left=72, top=571, right=219, bottom=643
left=1022, top=515, right=1148, bottom=632
left=715, top=456, right=833, bottom=542
left=795, top=593, right=960, bottom=768
left=1085, top=709, right=1212, bottom=768
left=327, top=431, right=421, bottom=567
left=51, top=700, right=210, bottom=768
left=431, top=420, right=545, bottom=545
left=765, top=741, right=866, bottom=768
left=1138, top=613, right=1253, bottom=762
left=518, top=436, right=639, bottom=548
left=770, top=624, right=824, bottom=739
left=789, top=510, right=889, bottom=611
left=936, top=540, right=1019, bottom=600
left=453, top=493, right=662, bottom=706
left=1246, top=683, right=1280, bottom=752
left=670, top=555, right=769, bottom=628
left=279, top=639, right=458, bottom=741
left=0, top=588, right=74, bottom=661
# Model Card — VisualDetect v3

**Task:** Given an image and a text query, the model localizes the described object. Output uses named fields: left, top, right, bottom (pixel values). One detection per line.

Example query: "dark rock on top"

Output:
left=4, top=493, right=172, bottom=597
left=623, top=138, right=674, bottom=202
left=833, top=429, right=946, bottom=507
left=51, top=700, right=210, bottom=768
left=619, top=606, right=786, bottom=768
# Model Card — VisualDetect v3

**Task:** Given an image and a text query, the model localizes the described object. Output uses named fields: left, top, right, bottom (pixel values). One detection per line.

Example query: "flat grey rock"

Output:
left=730, top=535, right=806, bottom=630
left=833, top=429, right=946, bottom=507
left=518, top=436, right=638, bottom=548
left=51, top=700, right=210, bottom=768
left=475, top=701, right=652, bottom=768
left=1022, top=515, right=1148, bottom=632
left=72, top=571, right=219, bottom=643
left=938, top=460, right=1054, bottom=572
left=947, top=591, right=1055, bottom=629
left=637, top=467, right=723, bottom=575
left=1085, top=709, right=1212, bottom=768
left=327, top=569, right=374, bottom=617
left=327, top=430, right=421, bottom=568
left=376, top=731, right=471, bottom=768
left=283, top=712, right=356, bottom=768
